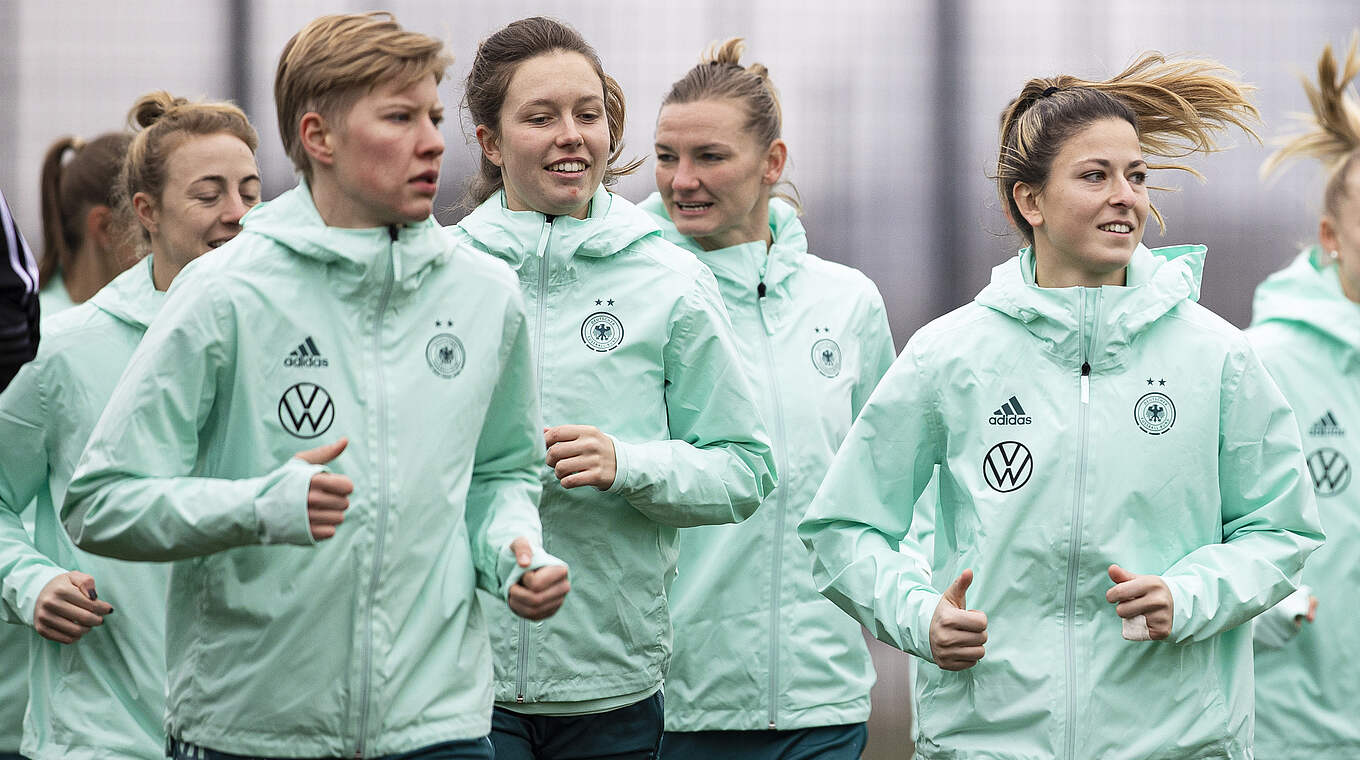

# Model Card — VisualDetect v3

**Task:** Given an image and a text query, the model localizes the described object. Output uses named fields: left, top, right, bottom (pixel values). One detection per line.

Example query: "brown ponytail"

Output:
left=37, top=132, right=131, bottom=287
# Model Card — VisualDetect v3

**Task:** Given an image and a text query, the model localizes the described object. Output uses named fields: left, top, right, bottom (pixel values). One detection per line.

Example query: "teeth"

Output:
left=677, top=202, right=711, bottom=210
left=1100, top=223, right=1132, bottom=233
left=549, top=161, right=586, bottom=172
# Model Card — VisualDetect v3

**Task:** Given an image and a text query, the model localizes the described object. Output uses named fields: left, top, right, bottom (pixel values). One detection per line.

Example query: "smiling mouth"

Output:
left=547, top=160, right=588, bottom=173
left=1098, top=222, right=1133, bottom=234
left=674, top=201, right=713, bottom=212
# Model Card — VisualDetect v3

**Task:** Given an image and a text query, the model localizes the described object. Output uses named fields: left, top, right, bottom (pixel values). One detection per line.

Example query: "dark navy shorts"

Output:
left=490, top=691, right=664, bottom=760
left=167, top=736, right=493, bottom=760
left=659, top=723, right=868, bottom=760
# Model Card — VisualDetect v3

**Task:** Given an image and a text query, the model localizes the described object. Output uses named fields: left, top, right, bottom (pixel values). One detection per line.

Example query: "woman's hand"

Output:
left=545, top=425, right=616, bottom=490
left=1106, top=564, right=1174, bottom=641
left=34, top=571, right=114, bottom=644
left=930, top=569, right=988, bottom=670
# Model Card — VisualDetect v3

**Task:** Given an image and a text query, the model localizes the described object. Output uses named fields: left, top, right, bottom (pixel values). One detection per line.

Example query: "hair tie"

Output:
left=1041, top=86, right=1061, bottom=98
left=70, top=136, right=87, bottom=152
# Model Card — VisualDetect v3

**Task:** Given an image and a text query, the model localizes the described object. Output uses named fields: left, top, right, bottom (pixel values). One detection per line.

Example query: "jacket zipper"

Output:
left=518, top=215, right=554, bottom=704
left=1063, top=289, right=1099, bottom=760
left=355, top=225, right=399, bottom=758
left=756, top=280, right=788, bottom=729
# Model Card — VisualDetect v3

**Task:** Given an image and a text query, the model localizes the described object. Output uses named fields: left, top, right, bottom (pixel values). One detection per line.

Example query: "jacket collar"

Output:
left=638, top=193, right=805, bottom=300
left=975, top=243, right=1205, bottom=370
left=89, top=254, right=164, bottom=329
left=1251, top=246, right=1360, bottom=358
left=241, top=181, right=454, bottom=294
left=455, top=185, right=660, bottom=273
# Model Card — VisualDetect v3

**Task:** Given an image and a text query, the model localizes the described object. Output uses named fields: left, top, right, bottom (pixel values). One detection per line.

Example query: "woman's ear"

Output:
left=1320, top=216, right=1339, bottom=258
left=1012, top=182, right=1044, bottom=229
left=762, top=139, right=788, bottom=185
left=299, top=112, right=335, bottom=168
left=475, top=124, right=503, bottom=167
left=132, top=192, right=157, bottom=237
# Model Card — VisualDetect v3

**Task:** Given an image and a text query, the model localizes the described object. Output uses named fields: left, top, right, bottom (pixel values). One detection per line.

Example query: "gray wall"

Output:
left=2, top=2, right=1355, bottom=758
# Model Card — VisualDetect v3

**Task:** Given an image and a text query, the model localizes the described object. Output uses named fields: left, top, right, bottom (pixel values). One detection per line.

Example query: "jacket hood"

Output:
left=456, top=185, right=660, bottom=271
left=639, top=193, right=805, bottom=299
left=89, top=254, right=164, bottom=330
left=1251, top=246, right=1360, bottom=352
left=975, top=243, right=1205, bottom=370
left=241, top=182, right=454, bottom=293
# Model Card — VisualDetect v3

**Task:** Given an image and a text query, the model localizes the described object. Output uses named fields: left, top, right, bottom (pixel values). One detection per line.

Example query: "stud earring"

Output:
left=1331, top=249, right=1340, bottom=262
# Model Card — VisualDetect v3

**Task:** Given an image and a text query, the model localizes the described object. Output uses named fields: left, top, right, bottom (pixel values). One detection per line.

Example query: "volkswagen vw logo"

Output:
left=983, top=441, right=1033, bottom=493
left=278, top=382, right=335, bottom=439
left=1307, top=447, right=1351, bottom=497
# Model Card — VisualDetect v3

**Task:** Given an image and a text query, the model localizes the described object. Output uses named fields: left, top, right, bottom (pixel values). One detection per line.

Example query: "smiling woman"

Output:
left=798, top=52, right=1325, bottom=760
left=121, top=91, right=260, bottom=289
left=453, top=17, right=775, bottom=760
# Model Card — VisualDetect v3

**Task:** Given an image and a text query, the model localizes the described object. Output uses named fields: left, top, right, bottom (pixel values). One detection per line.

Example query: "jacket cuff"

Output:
left=604, top=435, right=631, bottom=494
left=909, top=588, right=942, bottom=663
left=7, top=564, right=67, bottom=626
left=254, top=457, right=325, bottom=546
left=497, top=541, right=568, bottom=600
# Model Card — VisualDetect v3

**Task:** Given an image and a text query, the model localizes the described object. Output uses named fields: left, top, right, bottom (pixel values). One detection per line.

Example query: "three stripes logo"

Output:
left=284, top=337, right=329, bottom=368
left=988, top=395, right=1032, bottom=425
left=983, top=441, right=1033, bottom=493
left=1306, top=448, right=1351, bottom=497
left=1308, top=410, right=1346, bottom=437
left=278, top=382, right=335, bottom=439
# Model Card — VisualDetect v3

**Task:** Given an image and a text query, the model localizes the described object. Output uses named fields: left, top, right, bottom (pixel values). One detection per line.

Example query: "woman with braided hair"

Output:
left=1247, top=32, right=1360, bottom=760
left=798, top=53, right=1323, bottom=759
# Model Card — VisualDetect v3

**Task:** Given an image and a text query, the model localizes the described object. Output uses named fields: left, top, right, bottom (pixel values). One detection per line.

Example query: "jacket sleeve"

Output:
left=0, top=356, right=66, bottom=624
left=464, top=294, right=558, bottom=598
left=63, top=276, right=321, bottom=561
left=797, top=341, right=943, bottom=661
left=606, top=267, right=775, bottom=527
left=0, top=190, right=40, bottom=392
left=1162, top=347, right=1324, bottom=644
left=850, top=277, right=897, bottom=418
left=1251, top=585, right=1312, bottom=651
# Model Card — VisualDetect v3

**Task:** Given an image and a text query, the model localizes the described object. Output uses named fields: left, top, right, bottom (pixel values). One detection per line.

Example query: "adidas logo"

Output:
left=989, top=395, right=1032, bottom=425
left=284, top=336, right=329, bottom=368
left=1309, top=410, right=1345, bottom=437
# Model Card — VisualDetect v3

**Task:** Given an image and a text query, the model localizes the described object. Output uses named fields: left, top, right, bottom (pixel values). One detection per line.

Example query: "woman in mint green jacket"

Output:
left=0, top=91, right=260, bottom=760
left=642, top=39, right=893, bottom=759
left=1247, top=35, right=1360, bottom=760
left=63, top=14, right=562, bottom=760
left=456, top=17, right=775, bottom=760
left=799, top=54, right=1323, bottom=760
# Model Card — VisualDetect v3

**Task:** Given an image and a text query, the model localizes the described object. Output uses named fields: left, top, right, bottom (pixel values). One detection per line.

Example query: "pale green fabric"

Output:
left=63, top=184, right=553, bottom=758
left=800, top=244, right=1323, bottom=760
left=452, top=186, right=774, bottom=712
left=37, top=273, right=74, bottom=319
left=639, top=194, right=892, bottom=731
left=0, top=257, right=168, bottom=759
left=1248, top=247, right=1360, bottom=759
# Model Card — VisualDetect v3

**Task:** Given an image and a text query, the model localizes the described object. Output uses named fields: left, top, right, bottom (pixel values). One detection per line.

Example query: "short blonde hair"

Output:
left=274, top=12, right=453, bottom=181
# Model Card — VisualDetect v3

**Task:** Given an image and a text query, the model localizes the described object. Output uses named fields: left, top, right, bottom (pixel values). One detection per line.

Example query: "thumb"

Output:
left=1108, top=564, right=1136, bottom=584
left=510, top=537, right=533, bottom=568
left=295, top=437, right=349, bottom=466
left=943, top=569, right=973, bottom=609
left=69, top=571, right=98, bottom=601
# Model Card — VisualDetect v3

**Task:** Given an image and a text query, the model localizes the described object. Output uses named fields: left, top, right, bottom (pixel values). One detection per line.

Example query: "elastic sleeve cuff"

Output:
left=909, top=588, right=943, bottom=663
left=497, top=542, right=568, bottom=599
left=604, top=435, right=631, bottom=495
left=254, top=457, right=326, bottom=546
left=8, top=565, right=68, bottom=626
left=1165, top=576, right=1195, bottom=643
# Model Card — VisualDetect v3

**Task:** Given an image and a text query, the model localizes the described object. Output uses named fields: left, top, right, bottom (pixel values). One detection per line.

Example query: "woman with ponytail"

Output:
left=640, top=39, right=893, bottom=759
left=1247, top=32, right=1360, bottom=760
left=454, top=17, right=774, bottom=760
left=799, top=53, right=1323, bottom=759
left=37, top=132, right=135, bottom=313
left=0, top=90, right=259, bottom=760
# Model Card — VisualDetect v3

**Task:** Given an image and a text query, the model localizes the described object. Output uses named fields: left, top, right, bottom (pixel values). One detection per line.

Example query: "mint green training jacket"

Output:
left=799, top=245, right=1323, bottom=760
left=63, top=184, right=553, bottom=758
left=451, top=186, right=775, bottom=709
left=1248, top=247, right=1360, bottom=760
left=638, top=194, right=892, bottom=731
left=0, top=257, right=168, bottom=759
